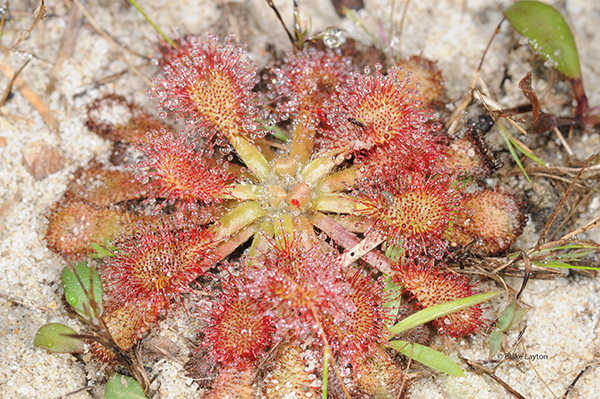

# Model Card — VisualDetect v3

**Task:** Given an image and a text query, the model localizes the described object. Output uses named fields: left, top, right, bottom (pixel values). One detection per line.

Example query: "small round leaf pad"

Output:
left=504, top=1, right=580, bottom=79
left=34, top=323, right=84, bottom=353
left=105, top=373, right=147, bottom=399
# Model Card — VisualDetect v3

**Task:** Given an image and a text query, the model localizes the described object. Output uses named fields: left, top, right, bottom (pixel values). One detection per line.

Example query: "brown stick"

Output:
left=46, top=1, right=84, bottom=94
left=0, top=59, right=60, bottom=136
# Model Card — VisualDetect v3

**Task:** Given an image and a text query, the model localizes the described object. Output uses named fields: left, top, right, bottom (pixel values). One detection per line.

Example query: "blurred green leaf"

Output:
left=496, top=301, right=517, bottom=332
left=382, top=277, right=403, bottom=328
left=126, top=0, right=175, bottom=48
left=34, top=323, right=84, bottom=353
left=62, top=261, right=103, bottom=319
left=504, top=1, right=581, bottom=79
left=105, top=374, right=147, bottom=399
left=389, top=340, right=465, bottom=376
left=388, top=291, right=502, bottom=336
left=532, top=260, right=600, bottom=270
left=89, top=242, right=115, bottom=259
left=489, top=328, right=504, bottom=357
left=506, top=308, right=529, bottom=330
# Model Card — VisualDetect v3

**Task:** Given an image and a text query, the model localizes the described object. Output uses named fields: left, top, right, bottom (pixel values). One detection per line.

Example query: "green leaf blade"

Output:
left=388, top=291, right=502, bottom=336
left=62, top=261, right=103, bottom=319
left=105, top=374, right=147, bottom=399
left=496, top=301, right=517, bottom=332
left=504, top=1, right=580, bottom=79
left=389, top=340, right=465, bottom=376
left=489, top=329, right=504, bottom=357
left=34, top=323, right=84, bottom=353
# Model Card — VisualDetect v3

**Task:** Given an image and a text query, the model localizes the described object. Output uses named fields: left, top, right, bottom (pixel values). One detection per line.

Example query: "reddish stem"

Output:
left=309, top=212, right=394, bottom=275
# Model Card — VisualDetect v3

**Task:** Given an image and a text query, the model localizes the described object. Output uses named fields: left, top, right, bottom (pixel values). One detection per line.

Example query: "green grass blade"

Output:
left=321, top=350, right=329, bottom=399
left=127, top=0, right=175, bottom=48
left=532, top=260, right=600, bottom=270
left=498, top=123, right=531, bottom=184
left=388, top=291, right=502, bottom=336
left=389, top=340, right=465, bottom=376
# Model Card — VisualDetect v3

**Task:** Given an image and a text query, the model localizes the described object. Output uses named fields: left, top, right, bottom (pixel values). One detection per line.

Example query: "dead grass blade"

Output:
left=10, top=0, right=46, bottom=51
left=0, top=59, right=59, bottom=136
left=446, top=19, right=503, bottom=135
left=514, top=252, right=531, bottom=301
left=72, top=0, right=152, bottom=87
left=536, top=154, right=596, bottom=248
left=0, top=190, right=22, bottom=226
left=0, top=56, right=30, bottom=106
left=560, top=214, right=600, bottom=242
left=561, top=365, right=591, bottom=399
left=463, top=358, right=527, bottom=399
left=46, top=1, right=84, bottom=94
left=549, top=181, right=600, bottom=241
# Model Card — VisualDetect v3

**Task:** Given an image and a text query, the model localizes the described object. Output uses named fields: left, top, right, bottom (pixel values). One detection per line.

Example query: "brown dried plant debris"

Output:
left=65, top=161, right=145, bottom=207
left=86, top=94, right=164, bottom=144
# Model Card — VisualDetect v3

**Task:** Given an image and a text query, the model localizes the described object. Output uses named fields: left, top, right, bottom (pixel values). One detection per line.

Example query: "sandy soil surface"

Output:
left=1, top=1, right=599, bottom=398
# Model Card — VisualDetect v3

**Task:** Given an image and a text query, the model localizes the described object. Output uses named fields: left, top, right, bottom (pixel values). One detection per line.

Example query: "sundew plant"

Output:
left=34, top=1, right=600, bottom=398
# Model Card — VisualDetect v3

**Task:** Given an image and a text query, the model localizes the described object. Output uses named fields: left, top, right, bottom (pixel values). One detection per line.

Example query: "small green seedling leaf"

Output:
left=496, top=301, right=517, bottom=332
left=105, top=374, right=147, bottom=399
left=489, top=300, right=529, bottom=357
left=389, top=340, right=465, bottom=376
left=388, top=291, right=502, bottom=336
left=506, top=308, right=529, bottom=331
left=497, top=122, right=545, bottom=183
left=504, top=1, right=581, bottom=79
left=489, top=329, right=504, bottom=357
left=89, top=242, right=115, bottom=259
left=62, top=261, right=103, bottom=319
left=34, top=323, right=84, bottom=353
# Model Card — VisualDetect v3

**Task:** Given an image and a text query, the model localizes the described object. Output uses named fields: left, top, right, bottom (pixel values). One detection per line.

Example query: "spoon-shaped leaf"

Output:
left=105, top=374, right=147, bottom=399
left=504, top=1, right=580, bottom=79
left=34, top=323, right=84, bottom=353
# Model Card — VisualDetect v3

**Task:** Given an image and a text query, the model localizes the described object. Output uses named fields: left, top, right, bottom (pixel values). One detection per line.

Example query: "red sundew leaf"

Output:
left=266, top=47, right=355, bottom=123
left=131, top=129, right=235, bottom=217
left=203, top=283, right=275, bottom=365
left=150, top=33, right=265, bottom=142
left=393, top=261, right=490, bottom=338
left=322, top=271, right=386, bottom=361
left=324, top=64, right=441, bottom=176
left=102, top=225, right=218, bottom=323
left=244, top=237, right=352, bottom=340
left=353, top=171, right=463, bottom=259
